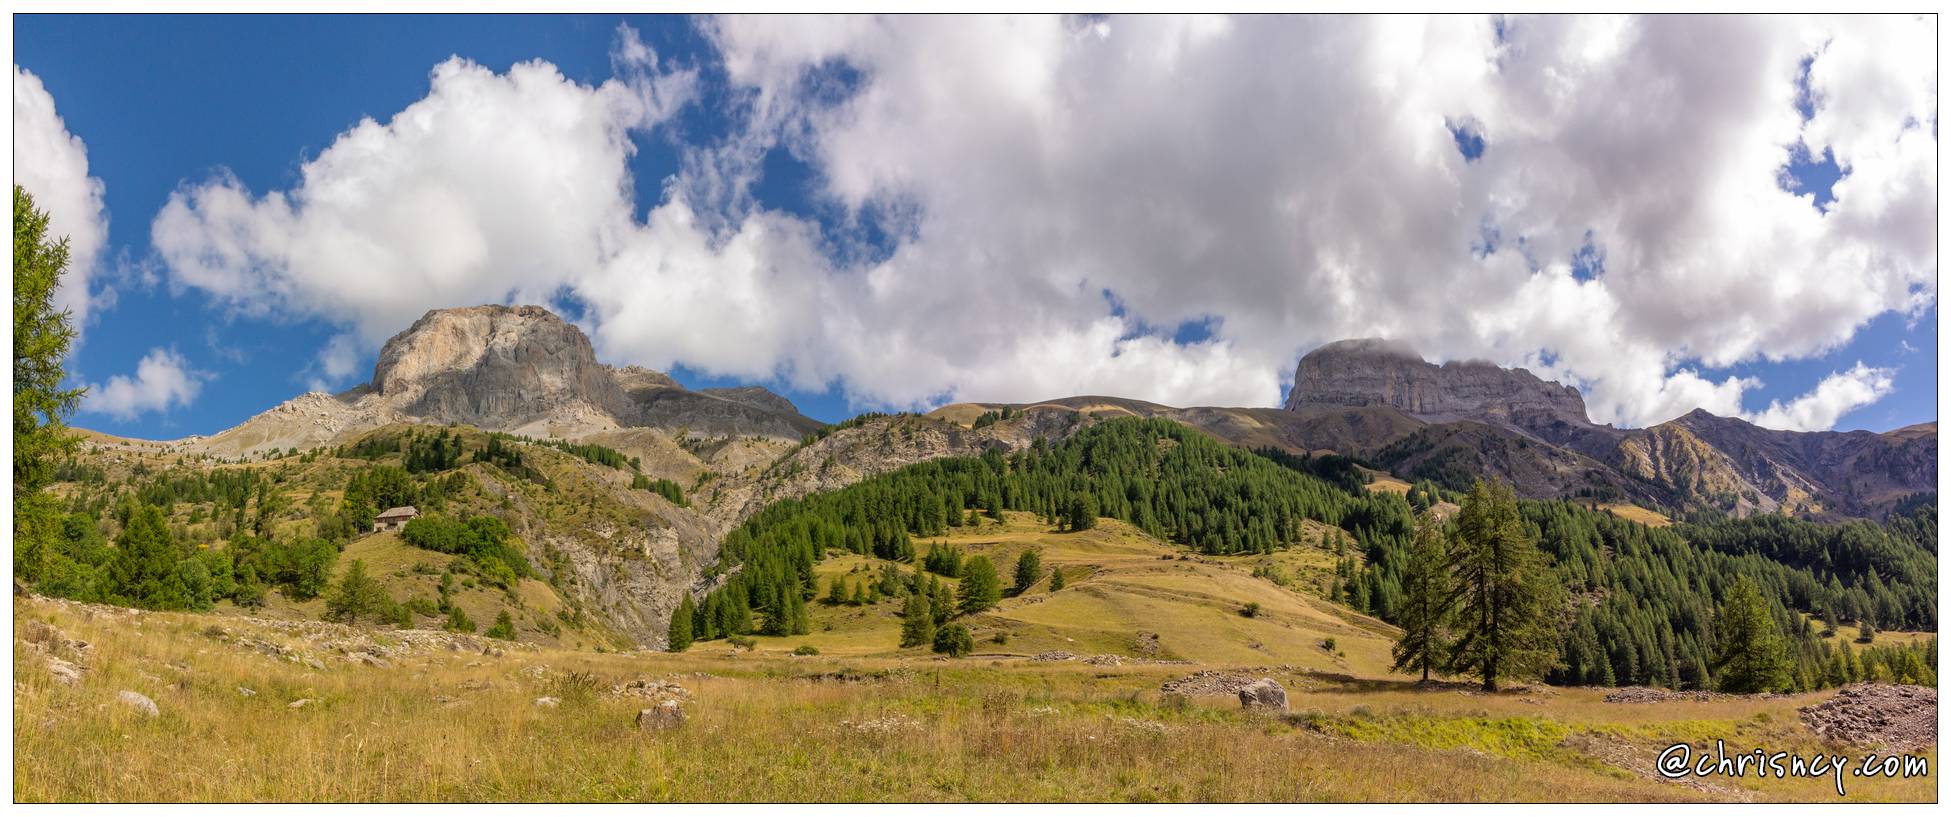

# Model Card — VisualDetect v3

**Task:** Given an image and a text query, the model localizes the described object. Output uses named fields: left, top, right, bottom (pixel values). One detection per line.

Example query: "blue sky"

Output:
left=14, top=15, right=1937, bottom=438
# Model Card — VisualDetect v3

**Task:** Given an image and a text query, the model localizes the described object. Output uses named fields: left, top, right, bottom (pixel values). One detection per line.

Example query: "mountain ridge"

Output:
left=128, top=307, right=1933, bottom=521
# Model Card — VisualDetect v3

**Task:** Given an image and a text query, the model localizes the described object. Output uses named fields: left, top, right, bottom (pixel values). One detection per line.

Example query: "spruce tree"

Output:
left=668, top=595, right=695, bottom=651
left=1012, top=548, right=1042, bottom=596
left=325, top=559, right=391, bottom=624
left=899, top=592, right=935, bottom=648
left=1048, top=566, right=1066, bottom=592
left=1391, top=513, right=1453, bottom=682
left=13, top=187, right=85, bottom=587
left=957, top=556, right=1002, bottom=615
left=1067, top=492, right=1098, bottom=531
left=1444, top=480, right=1563, bottom=691
left=933, top=623, right=973, bottom=657
left=1714, top=575, right=1790, bottom=693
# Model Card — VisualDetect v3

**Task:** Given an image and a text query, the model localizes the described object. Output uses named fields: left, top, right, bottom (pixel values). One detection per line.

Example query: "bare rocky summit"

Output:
left=1278, top=338, right=1934, bottom=519
left=191, top=305, right=821, bottom=458
left=1287, top=338, right=1592, bottom=436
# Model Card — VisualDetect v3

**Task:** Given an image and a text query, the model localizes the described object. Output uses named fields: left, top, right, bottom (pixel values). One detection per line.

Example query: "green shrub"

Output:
left=443, top=606, right=476, bottom=633
left=486, top=610, right=516, bottom=640
left=1240, top=602, right=1261, bottom=618
left=793, top=644, right=820, bottom=656
left=933, top=623, right=973, bottom=657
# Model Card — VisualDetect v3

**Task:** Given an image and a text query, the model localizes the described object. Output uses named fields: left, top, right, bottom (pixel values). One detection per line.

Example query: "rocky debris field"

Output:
left=1029, top=651, right=1193, bottom=667
left=1160, top=670, right=1260, bottom=697
left=1798, top=683, right=1937, bottom=752
left=1601, top=687, right=1779, bottom=704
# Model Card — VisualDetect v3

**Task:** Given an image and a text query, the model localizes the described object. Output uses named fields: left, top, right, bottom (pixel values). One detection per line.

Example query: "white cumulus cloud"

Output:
left=1744, top=363, right=1897, bottom=432
left=82, top=348, right=208, bottom=421
left=14, top=66, right=110, bottom=335
left=146, top=16, right=1935, bottom=428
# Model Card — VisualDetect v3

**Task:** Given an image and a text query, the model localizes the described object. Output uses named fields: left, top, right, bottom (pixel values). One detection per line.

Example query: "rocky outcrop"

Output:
left=1237, top=678, right=1289, bottom=711
left=1289, top=339, right=1589, bottom=427
left=371, top=305, right=633, bottom=429
left=188, top=305, right=823, bottom=458
left=1278, top=338, right=1934, bottom=520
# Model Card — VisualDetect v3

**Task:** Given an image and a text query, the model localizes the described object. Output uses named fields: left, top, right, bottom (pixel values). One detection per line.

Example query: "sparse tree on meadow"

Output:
left=957, top=556, right=1002, bottom=616
left=668, top=595, right=695, bottom=652
left=900, top=592, right=935, bottom=648
left=1012, top=549, right=1042, bottom=596
left=325, top=559, right=392, bottom=625
left=1444, top=480, right=1563, bottom=691
left=1392, top=513, right=1454, bottom=682
left=1714, top=575, right=1790, bottom=693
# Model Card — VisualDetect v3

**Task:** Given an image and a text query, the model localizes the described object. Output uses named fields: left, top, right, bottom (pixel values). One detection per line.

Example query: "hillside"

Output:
left=743, top=511, right=1398, bottom=670
left=15, top=592, right=1935, bottom=802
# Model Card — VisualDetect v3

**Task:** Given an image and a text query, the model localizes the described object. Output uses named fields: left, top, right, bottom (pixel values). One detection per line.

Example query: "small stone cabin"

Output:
left=374, top=506, right=419, bottom=532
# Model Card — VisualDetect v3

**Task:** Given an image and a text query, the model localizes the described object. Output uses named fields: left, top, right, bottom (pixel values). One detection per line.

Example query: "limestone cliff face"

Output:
left=371, top=305, right=633, bottom=428
left=1281, top=338, right=1935, bottom=519
left=195, top=305, right=821, bottom=457
left=1286, top=338, right=1591, bottom=435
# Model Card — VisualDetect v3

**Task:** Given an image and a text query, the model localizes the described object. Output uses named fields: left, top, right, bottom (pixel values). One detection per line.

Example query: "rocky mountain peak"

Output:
left=1285, top=337, right=1592, bottom=432
left=369, top=304, right=631, bottom=428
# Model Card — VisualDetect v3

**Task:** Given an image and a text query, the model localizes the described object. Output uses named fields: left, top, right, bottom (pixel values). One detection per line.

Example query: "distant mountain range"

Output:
left=163, top=305, right=1933, bottom=520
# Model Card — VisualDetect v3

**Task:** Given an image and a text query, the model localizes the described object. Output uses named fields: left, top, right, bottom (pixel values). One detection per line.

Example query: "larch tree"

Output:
left=1444, top=480, right=1564, bottom=691
left=1391, top=512, right=1454, bottom=682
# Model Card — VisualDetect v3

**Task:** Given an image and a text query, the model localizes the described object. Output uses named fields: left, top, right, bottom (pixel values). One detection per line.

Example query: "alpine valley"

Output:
left=17, top=304, right=1938, bottom=802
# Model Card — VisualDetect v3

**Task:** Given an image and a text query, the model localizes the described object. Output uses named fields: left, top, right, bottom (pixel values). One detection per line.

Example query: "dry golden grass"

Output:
left=1599, top=503, right=1674, bottom=528
left=15, top=594, right=1934, bottom=803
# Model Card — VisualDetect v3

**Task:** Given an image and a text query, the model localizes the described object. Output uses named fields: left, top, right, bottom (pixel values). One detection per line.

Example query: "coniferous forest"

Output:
left=687, top=416, right=1935, bottom=691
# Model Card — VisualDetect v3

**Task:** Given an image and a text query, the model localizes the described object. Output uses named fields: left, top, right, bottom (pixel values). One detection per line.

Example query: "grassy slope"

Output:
left=236, top=531, right=601, bottom=649
left=15, top=592, right=1932, bottom=802
left=736, top=512, right=1393, bottom=672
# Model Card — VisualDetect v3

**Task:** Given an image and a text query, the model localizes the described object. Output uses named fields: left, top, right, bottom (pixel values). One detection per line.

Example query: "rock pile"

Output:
left=1798, top=683, right=1936, bottom=751
left=611, top=679, right=690, bottom=701
left=1602, top=687, right=1739, bottom=704
left=1160, top=670, right=1261, bottom=697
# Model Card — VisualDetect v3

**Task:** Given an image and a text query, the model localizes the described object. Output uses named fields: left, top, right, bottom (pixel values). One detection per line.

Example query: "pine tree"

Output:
left=899, top=592, right=935, bottom=648
left=1713, top=575, right=1790, bottom=693
left=787, top=582, right=810, bottom=635
left=1048, top=566, right=1066, bottom=592
left=1392, top=513, right=1453, bottom=681
left=957, top=556, right=1002, bottom=616
left=106, top=504, right=193, bottom=610
left=929, top=577, right=954, bottom=625
left=325, top=559, right=391, bottom=624
left=1067, top=492, right=1098, bottom=532
left=933, top=623, right=973, bottom=657
left=1445, top=480, right=1564, bottom=691
left=13, top=187, right=85, bottom=587
left=668, top=595, right=695, bottom=651
left=1012, top=548, right=1042, bottom=596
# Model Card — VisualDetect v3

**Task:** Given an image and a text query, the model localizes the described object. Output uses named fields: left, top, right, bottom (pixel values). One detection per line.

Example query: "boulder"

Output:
left=44, top=656, right=82, bottom=686
left=534, top=696, right=561, bottom=708
left=116, top=690, right=159, bottom=718
left=635, top=699, right=685, bottom=730
left=1238, top=678, right=1289, bottom=711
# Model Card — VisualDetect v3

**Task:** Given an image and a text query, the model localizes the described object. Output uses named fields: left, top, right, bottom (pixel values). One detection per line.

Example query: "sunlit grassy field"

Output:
left=13, top=513, right=1936, bottom=802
